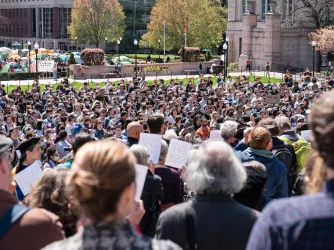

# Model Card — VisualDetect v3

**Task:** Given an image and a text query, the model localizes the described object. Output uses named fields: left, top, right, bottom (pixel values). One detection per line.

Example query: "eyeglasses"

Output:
left=97, top=122, right=103, bottom=124
left=108, top=127, right=115, bottom=131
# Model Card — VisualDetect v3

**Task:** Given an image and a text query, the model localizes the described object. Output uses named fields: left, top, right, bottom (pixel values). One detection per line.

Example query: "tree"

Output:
left=278, top=0, right=334, bottom=29
left=309, top=26, right=334, bottom=52
left=140, top=0, right=226, bottom=50
left=68, top=0, right=126, bottom=48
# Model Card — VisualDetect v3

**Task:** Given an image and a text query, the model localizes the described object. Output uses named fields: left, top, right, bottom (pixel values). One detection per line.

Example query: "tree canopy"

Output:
left=68, top=0, right=126, bottom=48
left=140, top=0, right=226, bottom=50
left=309, top=26, right=334, bottom=52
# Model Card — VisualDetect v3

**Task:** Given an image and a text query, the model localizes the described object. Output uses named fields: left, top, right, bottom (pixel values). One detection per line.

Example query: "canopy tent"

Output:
left=0, top=47, right=12, bottom=60
left=12, top=42, right=22, bottom=48
left=112, top=55, right=131, bottom=65
left=0, top=62, right=22, bottom=73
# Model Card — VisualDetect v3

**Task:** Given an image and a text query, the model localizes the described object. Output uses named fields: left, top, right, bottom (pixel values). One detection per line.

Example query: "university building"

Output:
left=226, top=0, right=317, bottom=70
left=0, top=0, right=155, bottom=51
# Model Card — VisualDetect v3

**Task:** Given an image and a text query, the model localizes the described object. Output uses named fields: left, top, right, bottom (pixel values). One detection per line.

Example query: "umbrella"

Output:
left=0, top=47, right=12, bottom=60
left=0, top=62, right=21, bottom=73
left=12, top=42, right=21, bottom=46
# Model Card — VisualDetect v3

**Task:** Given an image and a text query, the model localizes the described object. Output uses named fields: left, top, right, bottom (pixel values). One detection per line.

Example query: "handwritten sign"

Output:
left=165, top=138, right=192, bottom=169
left=265, top=94, right=280, bottom=104
left=210, top=130, right=222, bottom=139
left=139, top=133, right=162, bottom=164
left=134, top=164, right=148, bottom=201
left=301, top=130, right=312, bottom=142
left=14, top=160, right=43, bottom=196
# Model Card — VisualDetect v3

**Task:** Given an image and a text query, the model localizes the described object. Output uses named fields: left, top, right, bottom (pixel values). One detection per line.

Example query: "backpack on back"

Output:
left=272, top=146, right=292, bottom=170
left=279, top=136, right=311, bottom=172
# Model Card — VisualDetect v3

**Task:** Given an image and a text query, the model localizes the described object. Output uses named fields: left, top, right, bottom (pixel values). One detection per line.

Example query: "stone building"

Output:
left=226, top=0, right=316, bottom=71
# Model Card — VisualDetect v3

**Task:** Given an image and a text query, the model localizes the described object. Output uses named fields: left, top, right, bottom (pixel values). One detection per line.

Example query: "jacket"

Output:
left=236, top=148, right=288, bottom=203
left=156, top=194, right=260, bottom=250
left=0, top=190, right=64, bottom=250
left=280, top=130, right=300, bottom=142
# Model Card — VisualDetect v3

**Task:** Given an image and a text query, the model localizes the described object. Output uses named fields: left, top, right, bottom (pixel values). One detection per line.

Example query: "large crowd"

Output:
left=1, top=68, right=334, bottom=250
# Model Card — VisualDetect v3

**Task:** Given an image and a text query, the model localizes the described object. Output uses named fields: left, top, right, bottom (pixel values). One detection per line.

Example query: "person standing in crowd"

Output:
left=235, top=127, right=288, bottom=203
left=0, top=136, right=63, bottom=250
left=55, top=130, right=72, bottom=160
left=246, top=57, right=252, bottom=73
left=126, top=122, right=143, bottom=147
left=43, top=140, right=181, bottom=250
left=156, top=141, right=259, bottom=250
left=147, top=113, right=165, bottom=135
left=246, top=90, right=334, bottom=250
left=42, top=145, right=59, bottom=170
left=195, top=117, right=210, bottom=141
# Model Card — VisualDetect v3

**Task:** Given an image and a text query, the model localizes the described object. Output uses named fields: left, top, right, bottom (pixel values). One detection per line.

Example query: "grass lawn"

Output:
left=3, top=75, right=282, bottom=94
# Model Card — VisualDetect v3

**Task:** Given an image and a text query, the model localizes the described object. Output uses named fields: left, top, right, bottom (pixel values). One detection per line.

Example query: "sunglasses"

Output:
left=108, top=127, right=115, bottom=131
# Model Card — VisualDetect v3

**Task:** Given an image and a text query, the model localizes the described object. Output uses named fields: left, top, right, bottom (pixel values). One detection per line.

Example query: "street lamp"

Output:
left=134, top=39, right=138, bottom=78
left=27, top=41, right=31, bottom=73
left=74, top=36, right=77, bottom=51
left=223, top=42, right=228, bottom=81
left=117, top=40, right=121, bottom=64
left=105, top=37, right=108, bottom=53
left=312, top=41, right=317, bottom=77
left=34, top=42, right=39, bottom=83
left=158, top=39, right=161, bottom=61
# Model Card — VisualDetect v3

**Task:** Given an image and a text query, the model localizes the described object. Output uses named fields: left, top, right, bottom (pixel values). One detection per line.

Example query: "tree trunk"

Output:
left=96, top=43, right=99, bottom=48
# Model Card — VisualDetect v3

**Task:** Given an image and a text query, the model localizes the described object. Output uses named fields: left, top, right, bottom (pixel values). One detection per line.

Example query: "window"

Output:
left=261, top=0, right=271, bottom=20
left=59, top=8, right=71, bottom=38
left=241, top=0, right=247, bottom=15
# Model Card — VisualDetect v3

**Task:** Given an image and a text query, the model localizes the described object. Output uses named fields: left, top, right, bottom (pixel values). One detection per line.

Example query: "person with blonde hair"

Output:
left=44, top=140, right=180, bottom=250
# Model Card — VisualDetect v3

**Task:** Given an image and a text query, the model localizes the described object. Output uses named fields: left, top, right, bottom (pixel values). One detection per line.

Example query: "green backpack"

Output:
left=279, top=136, right=311, bottom=172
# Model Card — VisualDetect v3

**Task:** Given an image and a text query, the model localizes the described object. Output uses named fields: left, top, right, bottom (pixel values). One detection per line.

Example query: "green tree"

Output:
left=68, top=0, right=126, bottom=48
left=140, top=0, right=226, bottom=50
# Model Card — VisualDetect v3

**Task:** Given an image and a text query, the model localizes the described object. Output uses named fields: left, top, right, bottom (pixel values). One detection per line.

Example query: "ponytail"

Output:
left=15, top=152, right=26, bottom=174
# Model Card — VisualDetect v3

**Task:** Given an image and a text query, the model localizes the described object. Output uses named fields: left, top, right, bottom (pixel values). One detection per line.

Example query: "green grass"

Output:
left=3, top=75, right=282, bottom=94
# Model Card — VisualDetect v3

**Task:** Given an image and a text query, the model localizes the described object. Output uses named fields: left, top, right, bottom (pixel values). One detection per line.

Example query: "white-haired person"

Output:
left=155, top=141, right=260, bottom=250
left=130, top=145, right=164, bottom=237
left=220, top=120, right=238, bottom=145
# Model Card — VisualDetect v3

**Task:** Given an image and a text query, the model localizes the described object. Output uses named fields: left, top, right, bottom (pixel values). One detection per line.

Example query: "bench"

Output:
left=100, top=73, right=120, bottom=78
left=184, top=70, right=199, bottom=76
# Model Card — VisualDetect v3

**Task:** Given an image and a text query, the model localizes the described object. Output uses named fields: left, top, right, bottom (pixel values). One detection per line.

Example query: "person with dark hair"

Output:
left=42, top=145, right=59, bottom=170
left=55, top=130, right=71, bottom=160
left=12, top=137, right=42, bottom=201
left=147, top=113, right=165, bottom=135
left=35, top=120, right=44, bottom=137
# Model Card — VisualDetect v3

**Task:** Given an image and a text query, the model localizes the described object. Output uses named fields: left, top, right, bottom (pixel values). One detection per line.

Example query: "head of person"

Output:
left=274, top=115, right=292, bottom=134
left=309, top=91, right=334, bottom=177
left=248, top=126, right=272, bottom=150
left=185, top=141, right=246, bottom=195
left=16, top=138, right=42, bottom=168
left=72, top=133, right=94, bottom=156
left=45, top=145, right=59, bottom=162
left=67, top=140, right=136, bottom=222
left=158, top=140, right=168, bottom=165
left=115, top=124, right=123, bottom=137
left=233, top=161, right=267, bottom=211
left=130, top=145, right=149, bottom=166
left=147, top=114, right=165, bottom=135
left=54, top=130, right=67, bottom=144
left=258, top=118, right=280, bottom=136
left=201, top=117, right=208, bottom=128
left=126, top=122, right=143, bottom=140
left=25, top=168, right=77, bottom=237
left=0, top=136, right=13, bottom=191
left=220, top=120, right=238, bottom=143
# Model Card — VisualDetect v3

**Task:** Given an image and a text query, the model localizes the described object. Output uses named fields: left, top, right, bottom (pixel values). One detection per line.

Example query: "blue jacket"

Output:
left=236, top=148, right=288, bottom=204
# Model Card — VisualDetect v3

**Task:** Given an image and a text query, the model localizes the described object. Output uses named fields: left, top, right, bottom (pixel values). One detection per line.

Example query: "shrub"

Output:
left=0, top=72, right=40, bottom=81
left=66, top=53, right=76, bottom=78
left=80, top=48, right=105, bottom=66
left=178, top=47, right=201, bottom=62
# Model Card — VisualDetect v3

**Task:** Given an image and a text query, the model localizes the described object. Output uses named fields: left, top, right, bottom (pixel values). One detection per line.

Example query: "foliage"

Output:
left=80, top=48, right=105, bottom=66
left=309, top=26, right=334, bottom=52
left=140, top=0, right=227, bottom=50
left=68, top=0, right=126, bottom=48
left=0, top=72, right=40, bottom=81
left=229, top=62, right=239, bottom=71
left=178, top=47, right=201, bottom=62
left=68, top=54, right=76, bottom=65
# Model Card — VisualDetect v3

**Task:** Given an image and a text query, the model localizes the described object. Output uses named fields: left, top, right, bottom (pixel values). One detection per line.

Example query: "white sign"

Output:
left=165, top=138, right=192, bottom=169
left=139, top=133, right=162, bottom=164
left=210, top=130, right=222, bottom=139
left=134, top=164, right=148, bottom=201
left=14, top=160, right=43, bottom=196
left=37, top=60, right=55, bottom=72
left=301, top=130, right=312, bottom=142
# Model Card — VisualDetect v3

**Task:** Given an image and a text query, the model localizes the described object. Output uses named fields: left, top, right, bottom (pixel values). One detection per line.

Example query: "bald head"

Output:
left=127, top=122, right=143, bottom=139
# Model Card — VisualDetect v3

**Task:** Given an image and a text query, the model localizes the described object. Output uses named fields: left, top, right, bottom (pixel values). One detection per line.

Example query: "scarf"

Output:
left=246, top=148, right=274, bottom=159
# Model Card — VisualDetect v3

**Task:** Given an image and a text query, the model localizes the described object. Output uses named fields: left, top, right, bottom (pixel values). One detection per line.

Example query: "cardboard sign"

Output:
left=139, top=133, right=162, bottom=164
left=301, top=130, right=312, bottom=142
left=134, top=164, right=148, bottom=201
left=14, top=160, right=43, bottom=196
left=265, top=94, right=280, bottom=104
left=165, top=138, right=192, bottom=169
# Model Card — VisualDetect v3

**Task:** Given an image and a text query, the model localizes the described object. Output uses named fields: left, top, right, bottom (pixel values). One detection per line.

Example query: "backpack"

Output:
left=279, top=136, right=311, bottom=172
left=272, top=146, right=292, bottom=170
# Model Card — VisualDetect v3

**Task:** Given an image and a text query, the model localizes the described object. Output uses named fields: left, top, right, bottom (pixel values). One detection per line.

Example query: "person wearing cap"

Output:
left=0, top=136, right=64, bottom=250
left=12, top=138, right=42, bottom=201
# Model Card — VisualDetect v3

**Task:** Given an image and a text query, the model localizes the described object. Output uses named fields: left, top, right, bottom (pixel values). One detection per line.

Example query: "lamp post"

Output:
left=105, top=37, right=108, bottom=53
left=134, top=39, right=138, bottom=79
left=34, top=42, right=39, bottom=83
left=74, top=36, right=77, bottom=51
left=223, top=42, right=227, bottom=82
left=312, top=41, right=317, bottom=77
left=27, top=41, right=31, bottom=73
left=158, top=39, right=161, bottom=61
left=117, top=40, right=121, bottom=64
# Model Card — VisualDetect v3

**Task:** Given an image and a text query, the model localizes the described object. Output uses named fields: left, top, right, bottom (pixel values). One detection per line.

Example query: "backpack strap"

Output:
left=0, top=204, right=31, bottom=239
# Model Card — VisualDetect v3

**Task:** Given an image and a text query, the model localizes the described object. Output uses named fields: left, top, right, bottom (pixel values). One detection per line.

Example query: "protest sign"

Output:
left=165, top=138, right=192, bottom=169
left=265, top=94, right=280, bottom=104
left=134, top=164, right=148, bottom=201
left=301, top=130, right=312, bottom=142
left=14, top=160, right=43, bottom=196
left=210, top=130, right=222, bottom=139
left=139, top=133, right=162, bottom=164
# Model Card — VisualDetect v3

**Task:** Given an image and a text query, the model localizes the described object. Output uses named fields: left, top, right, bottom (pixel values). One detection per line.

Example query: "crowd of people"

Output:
left=1, top=70, right=334, bottom=250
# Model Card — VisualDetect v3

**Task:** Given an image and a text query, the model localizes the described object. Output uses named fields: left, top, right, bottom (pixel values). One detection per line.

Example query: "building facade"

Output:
left=226, top=0, right=315, bottom=70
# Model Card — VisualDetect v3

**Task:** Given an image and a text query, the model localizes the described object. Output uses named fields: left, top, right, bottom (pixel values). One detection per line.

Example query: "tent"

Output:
left=0, top=47, right=12, bottom=60
left=112, top=55, right=131, bottom=65
left=0, top=62, right=22, bottom=73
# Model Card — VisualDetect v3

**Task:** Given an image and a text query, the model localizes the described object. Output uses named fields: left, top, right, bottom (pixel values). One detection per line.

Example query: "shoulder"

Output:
left=159, top=201, right=193, bottom=222
left=152, top=239, right=182, bottom=250
left=42, top=230, right=82, bottom=250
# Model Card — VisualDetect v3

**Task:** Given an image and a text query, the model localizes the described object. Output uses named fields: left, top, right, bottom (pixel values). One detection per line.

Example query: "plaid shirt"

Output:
left=246, top=178, right=334, bottom=250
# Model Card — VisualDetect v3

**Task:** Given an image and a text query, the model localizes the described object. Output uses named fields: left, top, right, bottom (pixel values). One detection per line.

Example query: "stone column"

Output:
left=227, top=0, right=236, bottom=21
left=239, top=13, right=257, bottom=66
left=263, top=12, right=282, bottom=71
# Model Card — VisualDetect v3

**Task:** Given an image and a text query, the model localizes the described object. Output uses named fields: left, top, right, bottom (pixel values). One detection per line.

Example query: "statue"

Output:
left=270, top=0, right=278, bottom=14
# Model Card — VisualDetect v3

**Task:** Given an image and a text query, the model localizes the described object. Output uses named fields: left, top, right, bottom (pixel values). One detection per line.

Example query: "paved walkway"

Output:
left=1, top=71, right=288, bottom=86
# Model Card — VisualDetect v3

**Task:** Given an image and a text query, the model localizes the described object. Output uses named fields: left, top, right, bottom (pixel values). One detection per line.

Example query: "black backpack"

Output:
left=272, top=145, right=292, bottom=171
